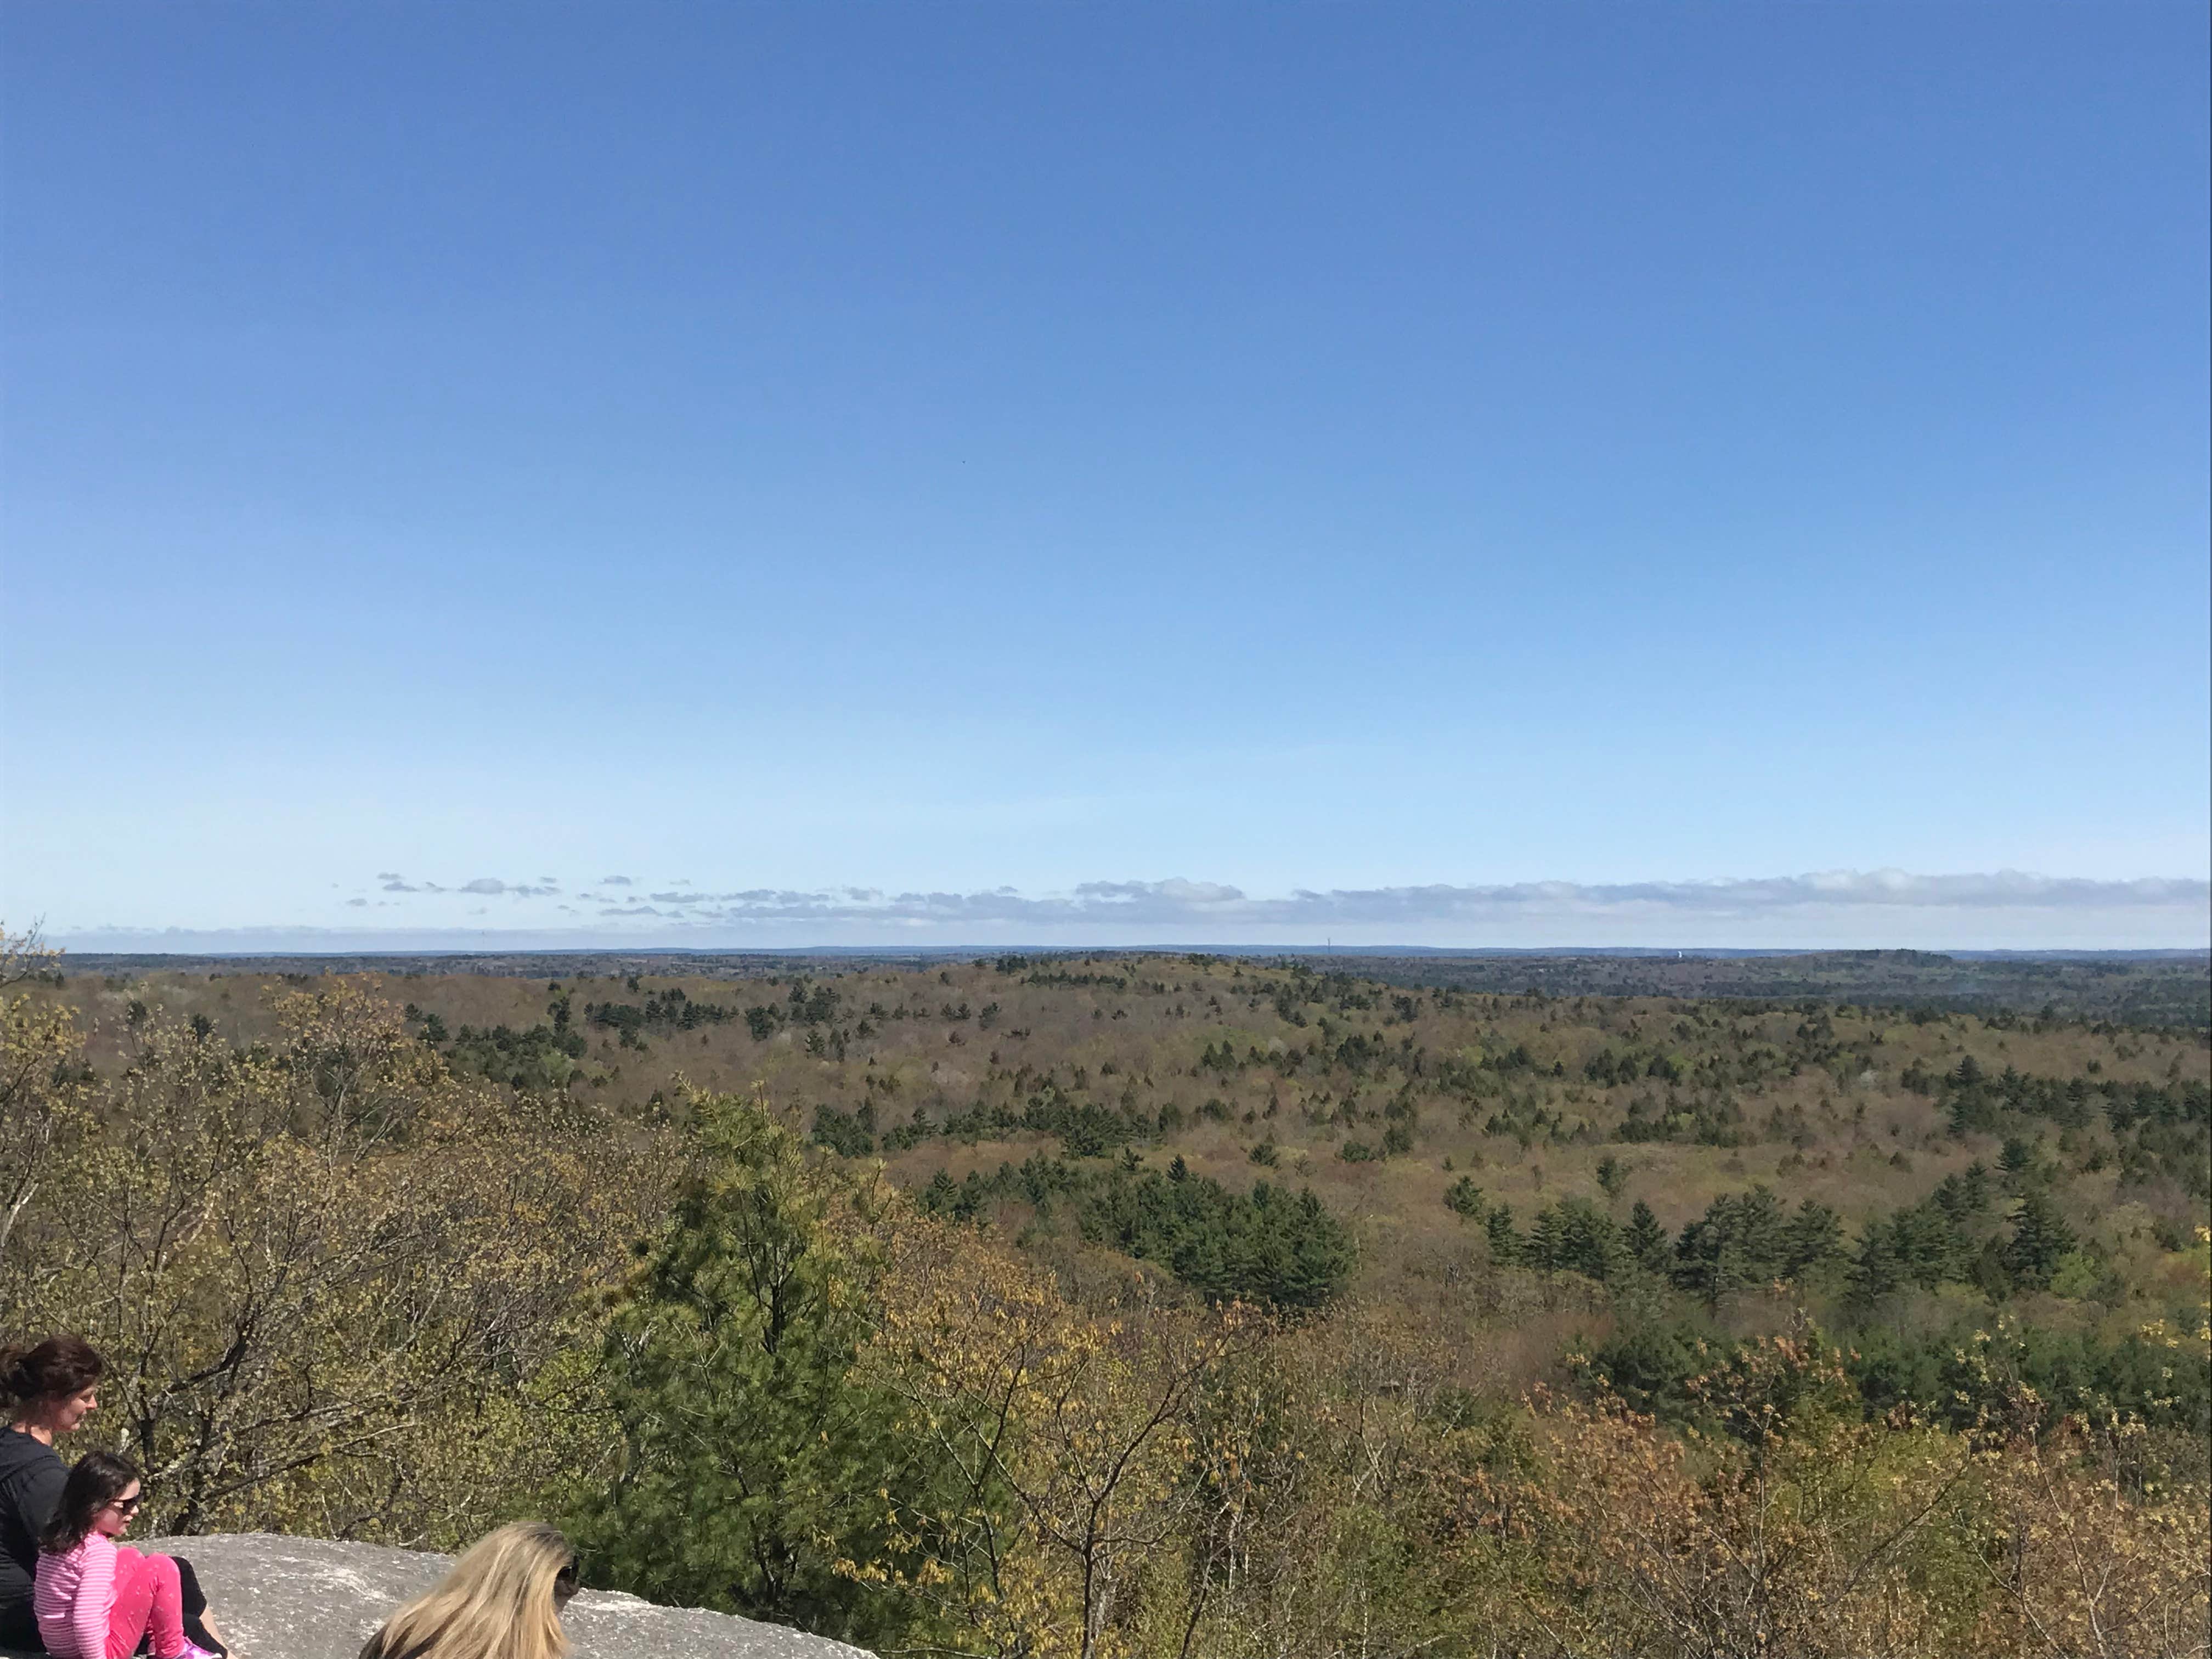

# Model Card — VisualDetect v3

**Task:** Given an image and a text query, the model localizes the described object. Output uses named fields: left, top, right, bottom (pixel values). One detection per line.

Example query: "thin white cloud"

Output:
left=625, top=870, right=2207, bottom=930
left=369, top=868, right=2210, bottom=927
left=49, top=869, right=2210, bottom=953
left=384, top=875, right=559, bottom=898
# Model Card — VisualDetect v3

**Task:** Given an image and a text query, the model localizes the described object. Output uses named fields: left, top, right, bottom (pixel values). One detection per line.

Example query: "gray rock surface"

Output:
left=3, top=1533, right=873, bottom=1659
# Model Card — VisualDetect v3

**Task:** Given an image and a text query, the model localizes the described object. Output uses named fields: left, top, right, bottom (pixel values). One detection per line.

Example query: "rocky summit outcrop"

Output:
left=2, top=1533, right=873, bottom=1659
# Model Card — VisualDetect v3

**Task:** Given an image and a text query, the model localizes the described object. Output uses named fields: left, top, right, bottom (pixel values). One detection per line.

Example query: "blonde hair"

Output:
left=358, top=1522, right=576, bottom=1659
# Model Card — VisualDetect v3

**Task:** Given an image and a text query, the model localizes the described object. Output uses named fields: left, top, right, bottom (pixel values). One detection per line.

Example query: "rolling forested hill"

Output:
left=16, top=944, right=2212, bottom=1655
left=56, top=943, right=2212, bottom=1026
left=51, top=952, right=2210, bottom=1352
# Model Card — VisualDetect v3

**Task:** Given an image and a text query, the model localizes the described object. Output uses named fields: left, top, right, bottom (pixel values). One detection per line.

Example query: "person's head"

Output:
left=38, top=1452, right=142, bottom=1555
left=360, top=1523, right=577, bottom=1659
left=1, top=1335, right=104, bottom=1439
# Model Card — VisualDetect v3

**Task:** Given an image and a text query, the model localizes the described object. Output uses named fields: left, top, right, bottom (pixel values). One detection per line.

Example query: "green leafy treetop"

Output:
left=572, top=1090, right=980, bottom=1651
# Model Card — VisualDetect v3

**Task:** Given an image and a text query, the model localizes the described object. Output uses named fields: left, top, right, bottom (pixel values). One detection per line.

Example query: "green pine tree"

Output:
left=572, top=1092, right=969, bottom=1649
left=1849, top=1220, right=1905, bottom=1306
left=1443, top=1176, right=1484, bottom=1217
left=1485, top=1204, right=1521, bottom=1266
left=2000, top=1190, right=2078, bottom=1292
left=1624, top=1200, right=1669, bottom=1273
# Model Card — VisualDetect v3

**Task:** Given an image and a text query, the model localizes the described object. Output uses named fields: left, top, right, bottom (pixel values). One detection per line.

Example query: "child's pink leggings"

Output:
left=105, top=1547, right=189, bottom=1659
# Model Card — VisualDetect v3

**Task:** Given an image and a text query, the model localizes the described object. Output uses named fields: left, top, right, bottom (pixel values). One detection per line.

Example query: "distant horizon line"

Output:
left=30, top=867, right=2210, bottom=956
left=41, top=942, right=2212, bottom=963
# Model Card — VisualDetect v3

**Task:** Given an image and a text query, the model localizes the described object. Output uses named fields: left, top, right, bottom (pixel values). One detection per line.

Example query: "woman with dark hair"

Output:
left=1, top=1336, right=104, bottom=1651
left=1, top=1337, right=225, bottom=1658
left=32, top=1453, right=218, bottom=1659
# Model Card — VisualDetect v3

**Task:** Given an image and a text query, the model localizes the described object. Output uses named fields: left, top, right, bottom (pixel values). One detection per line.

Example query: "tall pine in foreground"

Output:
left=572, top=1091, right=960, bottom=1649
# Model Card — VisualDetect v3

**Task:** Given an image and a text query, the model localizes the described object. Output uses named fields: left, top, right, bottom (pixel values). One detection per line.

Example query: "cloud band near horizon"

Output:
left=585, top=871, right=2207, bottom=924
left=40, top=869, right=2212, bottom=953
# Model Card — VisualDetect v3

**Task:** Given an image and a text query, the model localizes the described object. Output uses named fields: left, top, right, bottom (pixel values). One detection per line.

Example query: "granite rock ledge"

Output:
left=2, top=1533, right=874, bottom=1659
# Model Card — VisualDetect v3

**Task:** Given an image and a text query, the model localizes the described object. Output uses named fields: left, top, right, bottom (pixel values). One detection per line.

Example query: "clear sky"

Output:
left=3, top=3, right=2207, bottom=950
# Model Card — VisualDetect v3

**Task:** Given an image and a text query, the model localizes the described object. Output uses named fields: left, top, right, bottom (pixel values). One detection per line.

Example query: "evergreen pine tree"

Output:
left=2000, top=1190, right=2078, bottom=1291
left=1960, top=1160, right=1991, bottom=1211
left=1671, top=1187, right=1787, bottom=1305
left=1485, top=1204, right=1521, bottom=1266
left=923, top=1167, right=958, bottom=1211
left=1849, top=1218, right=1905, bottom=1306
left=573, top=1093, right=966, bottom=1649
left=1624, top=1200, right=1669, bottom=1273
left=1528, top=1204, right=1564, bottom=1273
left=1443, top=1176, right=1484, bottom=1217
left=1779, top=1199, right=1844, bottom=1279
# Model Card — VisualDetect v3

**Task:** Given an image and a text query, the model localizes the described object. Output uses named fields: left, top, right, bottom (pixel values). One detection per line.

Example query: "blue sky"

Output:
left=4, top=3, right=2207, bottom=950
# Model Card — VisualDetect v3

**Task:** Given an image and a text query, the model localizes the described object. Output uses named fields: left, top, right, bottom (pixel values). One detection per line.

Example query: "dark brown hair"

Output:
left=38, top=1452, right=139, bottom=1556
left=0, top=1335, right=104, bottom=1407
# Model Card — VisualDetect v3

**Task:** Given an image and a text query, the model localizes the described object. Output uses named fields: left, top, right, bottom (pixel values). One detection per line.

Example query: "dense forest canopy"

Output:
left=4, top=933, right=2207, bottom=1657
left=52, top=944, right=2212, bottom=1027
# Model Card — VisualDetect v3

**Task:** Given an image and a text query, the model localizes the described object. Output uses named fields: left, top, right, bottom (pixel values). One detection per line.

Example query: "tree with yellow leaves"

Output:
left=0, top=927, right=91, bottom=1267
left=0, top=939, right=664, bottom=1545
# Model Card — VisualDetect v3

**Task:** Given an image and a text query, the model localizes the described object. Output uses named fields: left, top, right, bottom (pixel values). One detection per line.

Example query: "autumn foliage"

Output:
left=3, top=932, right=2205, bottom=1657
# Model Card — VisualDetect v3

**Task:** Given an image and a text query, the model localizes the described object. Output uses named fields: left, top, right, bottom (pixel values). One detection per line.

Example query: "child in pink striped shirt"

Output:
left=33, top=1452, right=217, bottom=1659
